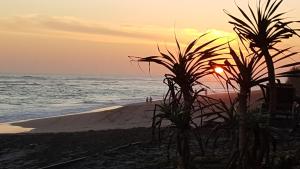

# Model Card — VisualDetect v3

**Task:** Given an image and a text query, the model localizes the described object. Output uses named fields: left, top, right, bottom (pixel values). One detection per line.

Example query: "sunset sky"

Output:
left=0, top=0, right=300, bottom=76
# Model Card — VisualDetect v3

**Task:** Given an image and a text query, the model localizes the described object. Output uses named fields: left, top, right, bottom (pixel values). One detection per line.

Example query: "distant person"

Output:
left=146, top=97, right=149, bottom=103
left=149, top=96, right=152, bottom=103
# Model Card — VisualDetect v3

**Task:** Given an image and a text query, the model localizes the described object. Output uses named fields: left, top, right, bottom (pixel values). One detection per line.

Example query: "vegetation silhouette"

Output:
left=210, top=42, right=299, bottom=168
left=225, top=0, right=300, bottom=115
left=129, top=0, right=300, bottom=168
left=130, top=34, right=225, bottom=169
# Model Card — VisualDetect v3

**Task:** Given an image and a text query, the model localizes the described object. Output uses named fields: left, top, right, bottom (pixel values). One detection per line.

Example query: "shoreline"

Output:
left=0, top=101, right=160, bottom=134
left=5, top=105, right=123, bottom=124
left=0, top=90, right=263, bottom=134
left=0, top=97, right=162, bottom=124
left=0, top=105, right=123, bottom=134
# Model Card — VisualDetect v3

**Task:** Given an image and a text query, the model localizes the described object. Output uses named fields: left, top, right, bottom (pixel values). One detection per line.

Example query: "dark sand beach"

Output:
left=1, top=91, right=300, bottom=169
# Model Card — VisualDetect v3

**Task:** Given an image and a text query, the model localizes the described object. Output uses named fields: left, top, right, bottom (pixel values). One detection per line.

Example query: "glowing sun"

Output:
left=214, top=67, right=224, bottom=74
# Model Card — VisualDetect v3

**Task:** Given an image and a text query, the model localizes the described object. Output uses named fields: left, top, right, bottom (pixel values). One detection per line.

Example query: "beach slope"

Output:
left=0, top=102, right=157, bottom=133
left=0, top=91, right=262, bottom=134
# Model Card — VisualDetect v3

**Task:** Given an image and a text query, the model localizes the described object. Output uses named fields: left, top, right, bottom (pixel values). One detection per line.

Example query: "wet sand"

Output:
left=0, top=90, right=263, bottom=134
left=0, top=102, right=158, bottom=133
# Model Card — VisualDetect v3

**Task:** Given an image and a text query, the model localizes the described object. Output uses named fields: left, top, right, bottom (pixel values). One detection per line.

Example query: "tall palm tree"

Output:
left=211, top=45, right=299, bottom=167
left=130, top=34, right=225, bottom=169
left=211, top=45, right=268, bottom=153
left=225, top=0, right=299, bottom=113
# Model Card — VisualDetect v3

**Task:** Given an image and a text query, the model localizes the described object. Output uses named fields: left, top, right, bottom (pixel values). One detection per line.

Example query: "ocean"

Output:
left=0, top=74, right=225, bottom=123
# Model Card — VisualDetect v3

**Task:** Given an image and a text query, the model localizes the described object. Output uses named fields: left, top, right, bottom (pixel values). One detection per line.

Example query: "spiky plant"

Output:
left=130, top=34, right=225, bottom=169
left=211, top=45, right=267, bottom=154
left=225, top=0, right=299, bottom=113
left=210, top=45, right=300, bottom=168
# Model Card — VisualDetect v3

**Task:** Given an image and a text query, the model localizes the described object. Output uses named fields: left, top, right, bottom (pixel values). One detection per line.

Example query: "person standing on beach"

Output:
left=149, top=96, right=152, bottom=103
left=146, top=97, right=149, bottom=103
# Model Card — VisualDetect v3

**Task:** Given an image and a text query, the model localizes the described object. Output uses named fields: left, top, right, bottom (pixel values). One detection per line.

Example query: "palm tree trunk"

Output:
left=261, top=47, right=277, bottom=114
left=176, top=86, right=192, bottom=169
left=177, top=129, right=190, bottom=169
left=238, top=86, right=248, bottom=153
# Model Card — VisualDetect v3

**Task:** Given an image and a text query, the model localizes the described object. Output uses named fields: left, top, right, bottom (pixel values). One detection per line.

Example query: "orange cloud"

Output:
left=0, top=14, right=235, bottom=46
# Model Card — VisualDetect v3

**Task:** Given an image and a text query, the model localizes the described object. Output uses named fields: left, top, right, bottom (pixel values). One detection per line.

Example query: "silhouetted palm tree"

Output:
left=130, top=34, right=225, bottom=169
left=225, top=0, right=299, bottom=113
left=211, top=44, right=299, bottom=168
left=211, top=45, right=267, bottom=154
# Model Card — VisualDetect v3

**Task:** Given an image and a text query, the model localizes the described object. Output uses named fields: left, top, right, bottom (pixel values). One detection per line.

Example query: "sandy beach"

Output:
left=0, top=101, right=158, bottom=133
left=1, top=90, right=300, bottom=169
left=0, top=91, right=263, bottom=134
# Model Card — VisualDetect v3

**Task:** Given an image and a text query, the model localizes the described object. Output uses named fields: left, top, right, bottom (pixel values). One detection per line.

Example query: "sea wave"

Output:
left=0, top=74, right=227, bottom=123
left=0, top=74, right=168, bottom=122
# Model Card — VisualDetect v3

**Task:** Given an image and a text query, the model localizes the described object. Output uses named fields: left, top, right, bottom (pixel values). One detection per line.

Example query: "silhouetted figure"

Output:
left=146, top=97, right=149, bottom=103
left=149, top=96, right=152, bottom=103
